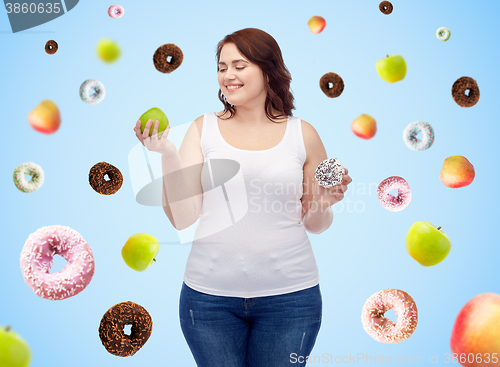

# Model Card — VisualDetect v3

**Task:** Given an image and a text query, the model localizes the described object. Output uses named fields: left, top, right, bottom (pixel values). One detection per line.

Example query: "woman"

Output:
left=134, top=28, right=352, bottom=367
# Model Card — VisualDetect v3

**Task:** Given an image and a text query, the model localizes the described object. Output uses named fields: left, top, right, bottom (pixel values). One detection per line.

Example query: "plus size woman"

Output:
left=134, top=28, right=352, bottom=367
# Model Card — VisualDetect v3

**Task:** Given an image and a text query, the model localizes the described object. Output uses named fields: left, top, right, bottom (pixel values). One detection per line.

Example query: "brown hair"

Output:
left=215, top=28, right=295, bottom=122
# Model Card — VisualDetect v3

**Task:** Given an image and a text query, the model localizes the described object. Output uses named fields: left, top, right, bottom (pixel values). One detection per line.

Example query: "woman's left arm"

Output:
left=300, top=120, right=352, bottom=234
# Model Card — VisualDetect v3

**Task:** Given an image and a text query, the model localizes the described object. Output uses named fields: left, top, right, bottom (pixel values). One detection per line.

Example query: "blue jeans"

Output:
left=179, top=281, right=322, bottom=367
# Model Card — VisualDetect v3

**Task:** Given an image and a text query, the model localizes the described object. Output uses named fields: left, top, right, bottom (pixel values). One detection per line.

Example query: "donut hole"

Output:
left=384, top=309, right=397, bottom=324
left=389, top=189, right=399, bottom=198
left=104, top=174, right=110, bottom=181
left=383, top=6, right=387, bottom=9
left=415, top=131, right=423, bottom=140
left=123, top=324, right=132, bottom=335
left=167, top=55, right=172, bottom=63
left=464, top=89, right=470, bottom=96
left=24, top=174, right=32, bottom=182
left=50, top=254, right=68, bottom=274
left=328, top=82, right=333, bottom=89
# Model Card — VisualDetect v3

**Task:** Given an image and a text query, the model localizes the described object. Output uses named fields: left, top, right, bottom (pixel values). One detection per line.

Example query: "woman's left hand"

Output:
left=312, top=168, right=352, bottom=208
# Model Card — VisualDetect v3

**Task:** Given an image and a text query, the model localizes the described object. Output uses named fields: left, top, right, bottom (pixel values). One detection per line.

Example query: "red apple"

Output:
left=28, top=100, right=61, bottom=134
left=307, top=16, right=326, bottom=34
left=439, top=156, right=475, bottom=188
left=351, top=114, right=377, bottom=139
left=450, top=293, right=500, bottom=366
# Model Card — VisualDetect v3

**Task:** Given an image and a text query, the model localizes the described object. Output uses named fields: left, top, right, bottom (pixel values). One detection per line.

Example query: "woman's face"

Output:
left=218, top=43, right=267, bottom=109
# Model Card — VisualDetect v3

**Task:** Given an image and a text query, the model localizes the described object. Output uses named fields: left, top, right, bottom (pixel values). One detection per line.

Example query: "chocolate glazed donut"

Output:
left=379, top=1, right=393, bottom=15
left=45, top=40, right=58, bottom=54
left=98, top=301, right=153, bottom=357
left=452, top=76, right=480, bottom=107
left=89, top=162, right=123, bottom=195
left=153, top=43, right=184, bottom=73
left=319, top=72, right=344, bottom=98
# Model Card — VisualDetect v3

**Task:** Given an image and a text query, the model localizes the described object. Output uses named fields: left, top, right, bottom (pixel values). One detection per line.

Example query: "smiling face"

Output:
left=218, top=42, right=268, bottom=110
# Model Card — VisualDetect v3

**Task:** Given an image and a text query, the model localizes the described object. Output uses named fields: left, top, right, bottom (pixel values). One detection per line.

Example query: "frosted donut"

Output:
left=362, top=289, right=418, bottom=343
left=315, top=158, right=345, bottom=188
left=79, top=79, right=106, bottom=105
left=20, top=225, right=95, bottom=301
left=403, top=121, right=434, bottom=151
left=108, top=5, right=124, bottom=19
left=436, top=27, right=451, bottom=41
left=13, top=162, right=44, bottom=193
left=377, top=176, right=411, bottom=212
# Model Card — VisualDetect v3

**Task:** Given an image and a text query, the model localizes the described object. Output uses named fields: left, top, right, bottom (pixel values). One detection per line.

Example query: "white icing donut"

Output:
left=403, top=121, right=434, bottom=151
left=13, top=162, right=44, bottom=193
left=315, top=158, right=345, bottom=188
left=436, top=27, right=451, bottom=41
left=79, top=79, right=106, bottom=105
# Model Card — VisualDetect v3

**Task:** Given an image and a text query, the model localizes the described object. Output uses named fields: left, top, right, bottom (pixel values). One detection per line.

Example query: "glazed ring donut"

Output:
left=436, top=27, right=451, bottom=41
left=45, top=40, right=58, bottom=54
left=20, top=225, right=95, bottom=300
left=361, top=289, right=418, bottom=344
left=377, top=176, right=411, bottom=212
left=153, top=43, right=183, bottom=74
left=319, top=72, right=344, bottom=98
left=89, top=162, right=123, bottom=195
left=315, top=158, right=345, bottom=188
left=13, top=162, right=44, bottom=193
left=98, top=301, right=153, bottom=357
left=403, top=121, right=435, bottom=151
left=108, top=4, right=124, bottom=19
left=379, top=1, right=393, bottom=15
left=452, top=76, right=480, bottom=108
left=79, top=79, right=106, bottom=105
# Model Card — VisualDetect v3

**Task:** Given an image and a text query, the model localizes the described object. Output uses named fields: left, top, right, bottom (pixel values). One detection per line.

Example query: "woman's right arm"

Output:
left=134, top=116, right=204, bottom=230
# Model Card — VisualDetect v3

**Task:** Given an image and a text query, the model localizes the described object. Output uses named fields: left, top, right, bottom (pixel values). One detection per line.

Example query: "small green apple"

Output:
left=97, top=39, right=121, bottom=63
left=139, top=108, right=169, bottom=138
left=122, top=233, right=159, bottom=272
left=405, top=221, right=452, bottom=266
left=376, top=54, right=407, bottom=83
left=0, top=325, right=32, bottom=367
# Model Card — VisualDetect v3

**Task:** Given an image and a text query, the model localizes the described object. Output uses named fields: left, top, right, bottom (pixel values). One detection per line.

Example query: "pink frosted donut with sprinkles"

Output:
left=403, top=121, right=434, bottom=151
left=108, top=5, right=124, bottom=19
left=20, top=225, right=95, bottom=301
left=377, top=176, right=411, bottom=212
left=361, top=288, right=418, bottom=344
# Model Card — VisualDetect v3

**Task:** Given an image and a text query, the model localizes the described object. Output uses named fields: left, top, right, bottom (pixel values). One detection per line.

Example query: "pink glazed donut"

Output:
left=20, top=225, right=95, bottom=301
left=108, top=5, right=124, bottom=19
left=377, top=176, right=412, bottom=212
left=361, top=289, right=418, bottom=344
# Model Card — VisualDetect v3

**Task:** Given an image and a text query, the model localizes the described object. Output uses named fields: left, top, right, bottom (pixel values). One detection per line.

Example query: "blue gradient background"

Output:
left=1, top=0, right=499, bottom=365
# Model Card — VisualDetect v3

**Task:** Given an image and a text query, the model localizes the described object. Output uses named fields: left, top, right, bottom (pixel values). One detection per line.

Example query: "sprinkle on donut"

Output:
left=89, top=162, right=123, bottom=195
left=452, top=76, right=480, bottom=108
left=99, top=301, right=153, bottom=357
left=377, top=176, right=412, bottom=212
left=315, top=158, right=345, bottom=188
left=45, top=40, right=58, bottom=55
left=361, top=289, right=418, bottom=343
left=319, top=72, right=344, bottom=98
left=153, top=43, right=184, bottom=74
left=19, top=225, right=95, bottom=301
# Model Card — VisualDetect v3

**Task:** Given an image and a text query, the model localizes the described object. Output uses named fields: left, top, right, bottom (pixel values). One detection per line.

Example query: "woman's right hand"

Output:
left=134, top=119, right=177, bottom=156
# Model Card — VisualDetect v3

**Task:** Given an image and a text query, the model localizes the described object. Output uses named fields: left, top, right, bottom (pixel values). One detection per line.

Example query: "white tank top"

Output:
left=183, top=112, right=319, bottom=297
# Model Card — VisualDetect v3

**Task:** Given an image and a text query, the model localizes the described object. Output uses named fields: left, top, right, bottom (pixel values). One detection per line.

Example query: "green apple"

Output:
left=405, top=221, right=452, bottom=266
left=139, top=108, right=169, bottom=138
left=97, top=39, right=121, bottom=63
left=0, top=325, right=31, bottom=367
left=376, top=54, right=407, bottom=83
left=122, top=233, right=159, bottom=272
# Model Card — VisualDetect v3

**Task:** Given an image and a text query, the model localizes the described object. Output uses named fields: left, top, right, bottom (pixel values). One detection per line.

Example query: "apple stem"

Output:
left=6, top=325, right=11, bottom=332
left=153, top=258, right=156, bottom=262
left=437, top=226, right=441, bottom=230
left=386, top=54, right=389, bottom=58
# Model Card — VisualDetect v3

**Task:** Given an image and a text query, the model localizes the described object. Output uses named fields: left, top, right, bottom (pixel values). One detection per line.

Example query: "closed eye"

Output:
left=218, top=67, right=245, bottom=72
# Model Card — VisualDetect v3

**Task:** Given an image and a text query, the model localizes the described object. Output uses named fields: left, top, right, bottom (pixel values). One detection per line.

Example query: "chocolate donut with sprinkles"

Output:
left=315, top=158, right=345, bottom=188
left=99, top=301, right=153, bottom=357
left=89, top=162, right=123, bottom=195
